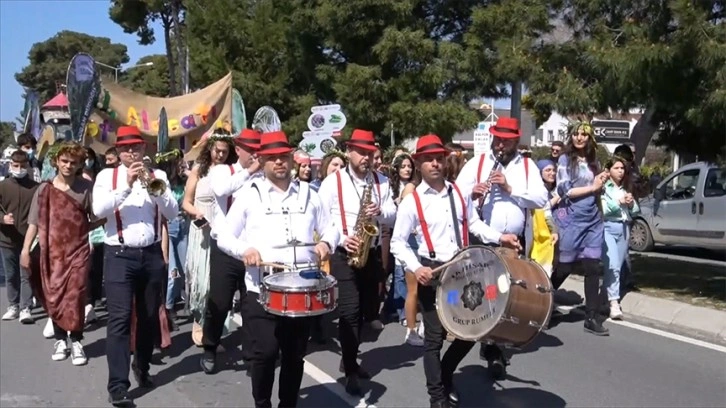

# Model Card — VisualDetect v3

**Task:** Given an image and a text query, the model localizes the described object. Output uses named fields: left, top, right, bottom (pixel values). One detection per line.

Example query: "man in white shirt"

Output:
left=217, top=130, right=337, bottom=408
left=201, top=128, right=262, bottom=374
left=391, top=134, right=520, bottom=408
left=92, top=126, right=179, bottom=408
left=455, top=117, right=548, bottom=380
left=317, top=129, right=396, bottom=395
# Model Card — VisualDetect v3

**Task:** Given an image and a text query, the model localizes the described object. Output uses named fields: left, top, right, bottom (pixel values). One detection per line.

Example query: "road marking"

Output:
left=608, top=319, right=726, bottom=353
left=231, top=314, right=376, bottom=407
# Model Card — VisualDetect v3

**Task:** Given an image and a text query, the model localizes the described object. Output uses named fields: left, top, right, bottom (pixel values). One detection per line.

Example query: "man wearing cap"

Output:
left=92, top=125, right=179, bottom=407
left=392, top=134, right=519, bottom=408
left=216, top=130, right=338, bottom=408
left=455, top=117, right=548, bottom=380
left=317, top=129, right=396, bottom=395
left=201, top=128, right=262, bottom=374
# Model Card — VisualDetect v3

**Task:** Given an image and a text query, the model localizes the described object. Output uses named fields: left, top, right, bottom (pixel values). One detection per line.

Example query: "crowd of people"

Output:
left=0, top=117, right=644, bottom=408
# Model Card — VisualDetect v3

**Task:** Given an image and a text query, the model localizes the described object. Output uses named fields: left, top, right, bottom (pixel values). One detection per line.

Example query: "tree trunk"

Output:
left=631, top=107, right=658, bottom=165
left=163, top=19, right=178, bottom=97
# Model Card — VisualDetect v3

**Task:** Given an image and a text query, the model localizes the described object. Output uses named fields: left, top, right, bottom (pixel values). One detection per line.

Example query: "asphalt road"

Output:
left=1, top=291, right=725, bottom=408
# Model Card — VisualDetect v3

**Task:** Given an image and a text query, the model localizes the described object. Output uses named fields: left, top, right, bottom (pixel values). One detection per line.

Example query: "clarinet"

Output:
left=477, top=151, right=505, bottom=213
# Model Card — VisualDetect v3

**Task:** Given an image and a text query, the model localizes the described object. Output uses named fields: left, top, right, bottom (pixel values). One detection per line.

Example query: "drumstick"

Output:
left=429, top=258, right=461, bottom=278
left=259, top=261, right=289, bottom=269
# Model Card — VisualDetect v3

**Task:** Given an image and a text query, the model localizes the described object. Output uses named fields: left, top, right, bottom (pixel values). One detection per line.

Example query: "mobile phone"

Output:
left=193, top=217, right=209, bottom=228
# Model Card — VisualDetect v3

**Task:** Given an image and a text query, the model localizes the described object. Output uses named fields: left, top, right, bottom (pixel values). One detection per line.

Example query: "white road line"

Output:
left=607, top=319, right=726, bottom=353
left=231, top=313, right=376, bottom=407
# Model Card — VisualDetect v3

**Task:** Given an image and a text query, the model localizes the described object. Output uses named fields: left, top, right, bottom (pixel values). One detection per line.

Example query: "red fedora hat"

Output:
left=345, top=129, right=378, bottom=151
left=115, top=126, right=145, bottom=146
left=257, top=131, right=294, bottom=155
left=235, top=128, right=262, bottom=150
left=412, top=134, right=448, bottom=158
left=489, top=117, right=521, bottom=139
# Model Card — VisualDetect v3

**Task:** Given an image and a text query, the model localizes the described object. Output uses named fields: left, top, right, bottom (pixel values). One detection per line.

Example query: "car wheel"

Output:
left=629, top=218, right=655, bottom=252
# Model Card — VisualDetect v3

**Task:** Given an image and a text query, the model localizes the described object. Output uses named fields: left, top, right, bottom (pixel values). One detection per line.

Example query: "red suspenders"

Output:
left=335, top=171, right=380, bottom=236
left=112, top=167, right=159, bottom=244
left=411, top=183, right=469, bottom=259
left=476, top=154, right=530, bottom=189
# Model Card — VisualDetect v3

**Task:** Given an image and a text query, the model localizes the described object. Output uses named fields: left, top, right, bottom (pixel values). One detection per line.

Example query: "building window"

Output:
left=548, top=130, right=554, bottom=142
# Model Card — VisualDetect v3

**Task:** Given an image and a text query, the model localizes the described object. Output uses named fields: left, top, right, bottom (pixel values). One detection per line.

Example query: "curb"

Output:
left=558, top=275, right=726, bottom=343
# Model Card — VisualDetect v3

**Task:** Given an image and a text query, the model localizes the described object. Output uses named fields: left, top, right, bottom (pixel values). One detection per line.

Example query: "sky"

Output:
left=0, top=0, right=165, bottom=123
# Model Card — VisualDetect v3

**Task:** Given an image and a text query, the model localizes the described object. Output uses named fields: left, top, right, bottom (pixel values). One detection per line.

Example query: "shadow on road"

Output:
left=457, top=365, right=566, bottom=407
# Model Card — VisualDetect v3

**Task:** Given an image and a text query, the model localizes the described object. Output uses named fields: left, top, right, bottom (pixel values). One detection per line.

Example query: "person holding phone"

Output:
left=216, top=130, right=338, bottom=408
left=200, top=128, right=263, bottom=374
left=182, top=129, right=239, bottom=347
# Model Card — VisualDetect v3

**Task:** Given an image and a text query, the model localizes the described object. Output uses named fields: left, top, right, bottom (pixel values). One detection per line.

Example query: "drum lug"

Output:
left=535, top=284, right=552, bottom=293
left=511, top=279, right=527, bottom=289
left=316, top=291, right=331, bottom=306
left=502, top=316, right=520, bottom=324
left=283, top=293, right=288, bottom=311
left=305, top=293, right=311, bottom=310
left=529, top=320, right=544, bottom=329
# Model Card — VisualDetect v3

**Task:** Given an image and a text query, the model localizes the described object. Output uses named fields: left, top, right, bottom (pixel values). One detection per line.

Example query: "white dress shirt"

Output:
left=390, top=180, right=502, bottom=273
left=317, top=168, right=396, bottom=249
left=456, top=152, right=548, bottom=236
left=92, top=164, right=179, bottom=247
left=208, top=162, right=260, bottom=240
left=216, top=178, right=340, bottom=294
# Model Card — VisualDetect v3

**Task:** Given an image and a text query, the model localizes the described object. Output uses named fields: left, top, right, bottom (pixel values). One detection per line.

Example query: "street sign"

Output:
left=306, top=104, right=347, bottom=133
left=592, top=120, right=631, bottom=141
left=299, top=131, right=337, bottom=159
left=473, top=121, right=493, bottom=156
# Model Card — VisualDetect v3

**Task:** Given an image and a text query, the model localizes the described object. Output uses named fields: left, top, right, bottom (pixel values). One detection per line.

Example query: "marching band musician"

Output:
left=201, top=128, right=262, bottom=374
left=455, top=117, right=548, bottom=379
left=317, top=129, right=396, bottom=395
left=91, top=126, right=179, bottom=407
left=216, top=130, right=338, bottom=408
left=391, top=134, right=519, bottom=408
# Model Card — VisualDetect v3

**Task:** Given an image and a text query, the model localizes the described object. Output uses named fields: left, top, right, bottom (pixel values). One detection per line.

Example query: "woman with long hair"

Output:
left=310, top=150, right=347, bottom=191
left=293, top=150, right=313, bottom=183
left=444, top=143, right=467, bottom=183
left=550, top=122, right=610, bottom=336
left=157, top=151, right=189, bottom=329
left=601, top=156, right=639, bottom=320
left=528, top=159, right=560, bottom=278
left=182, top=130, right=237, bottom=346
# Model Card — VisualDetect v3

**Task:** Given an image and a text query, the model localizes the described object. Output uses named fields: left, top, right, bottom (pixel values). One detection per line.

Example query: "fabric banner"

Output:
left=90, top=73, right=232, bottom=150
left=66, top=53, right=101, bottom=142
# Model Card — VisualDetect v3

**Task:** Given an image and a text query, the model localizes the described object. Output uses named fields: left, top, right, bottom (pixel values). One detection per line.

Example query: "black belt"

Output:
left=104, top=242, right=161, bottom=250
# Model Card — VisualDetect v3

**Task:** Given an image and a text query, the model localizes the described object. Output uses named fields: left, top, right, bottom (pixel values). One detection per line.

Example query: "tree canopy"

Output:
left=121, top=54, right=171, bottom=96
left=0, top=122, right=16, bottom=149
left=15, top=30, right=129, bottom=104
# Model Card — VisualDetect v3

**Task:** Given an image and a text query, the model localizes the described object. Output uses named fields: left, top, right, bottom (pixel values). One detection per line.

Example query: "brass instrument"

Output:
left=347, top=177, right=380, bottom=268
left=139, top=162, right=167, bottom=197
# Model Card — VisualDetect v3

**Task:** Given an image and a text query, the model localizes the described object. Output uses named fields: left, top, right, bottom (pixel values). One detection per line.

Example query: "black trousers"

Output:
left=242, top=292, right=310, bottom=408
left=88, top=243, right=105, bottom=305
left=104, top=243, right=166, bottom=393
left=419, top=259, right=475, bottom=403
left=202, top=239, right=249, bottom=353
left=330, top=247, right=381, bottom=375
left=551, top=259, right=601, bottom=315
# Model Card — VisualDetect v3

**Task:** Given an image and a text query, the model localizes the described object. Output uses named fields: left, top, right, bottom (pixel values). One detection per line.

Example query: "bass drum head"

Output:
left=436, top=246, right=510, bottom=341
left=263, top=270, right=334, bottom=292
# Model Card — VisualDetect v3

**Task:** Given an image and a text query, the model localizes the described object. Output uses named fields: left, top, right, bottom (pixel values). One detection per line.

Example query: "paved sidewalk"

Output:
left=559, top=275, right=726, bottom=344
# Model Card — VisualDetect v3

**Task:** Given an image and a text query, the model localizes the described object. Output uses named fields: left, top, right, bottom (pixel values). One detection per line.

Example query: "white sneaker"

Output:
left=609, top=302, right=624, bottom=320
left=70, top=341, right=87, bottom=366
left=405, top=328, right=424, bottom=347
left=417, top=320, right=425, bottom=337
left=18, top=308, right=33, bottom=324
left=52, top=339, right=70, bottom=361
left=43, top=318, right=54, bottom=338
left=85, top=305, right=97, bottom=325
left=2, top=305, right=19, bottom=320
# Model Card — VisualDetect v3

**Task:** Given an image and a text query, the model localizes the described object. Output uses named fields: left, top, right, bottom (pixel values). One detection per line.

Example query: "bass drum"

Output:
left=435, top=245, right=553, bottom=348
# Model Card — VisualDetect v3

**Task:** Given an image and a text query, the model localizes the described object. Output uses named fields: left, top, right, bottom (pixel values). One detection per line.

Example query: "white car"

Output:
left=629, top=162, right=726, bottom=252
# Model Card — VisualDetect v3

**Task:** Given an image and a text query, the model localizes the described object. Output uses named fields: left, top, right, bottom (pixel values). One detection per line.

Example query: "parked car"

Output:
left=629, top=162, right=726, bottom=252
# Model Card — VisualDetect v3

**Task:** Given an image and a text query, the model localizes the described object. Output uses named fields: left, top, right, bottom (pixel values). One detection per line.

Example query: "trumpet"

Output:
left=139, top=161, right=167, bottom=197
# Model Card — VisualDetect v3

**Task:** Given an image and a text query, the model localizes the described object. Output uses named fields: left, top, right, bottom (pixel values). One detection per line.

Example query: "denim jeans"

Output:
left=603, top=221, right=630, bottom=301
left=0, top=246, right=33, bottom=309
left=384, top=264, right=407, bottom=322
left=166, top=216, right=189, bottom=310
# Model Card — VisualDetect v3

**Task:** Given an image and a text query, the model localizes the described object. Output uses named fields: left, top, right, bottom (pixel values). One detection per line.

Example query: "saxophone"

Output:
left=347, top=179, right=380, bottom=268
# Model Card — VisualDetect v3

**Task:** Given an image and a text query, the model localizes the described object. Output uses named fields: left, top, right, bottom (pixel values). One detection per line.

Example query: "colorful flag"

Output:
left=231, top=89, right=246, bottom=134
left=66, top=53, right=100, bottom=141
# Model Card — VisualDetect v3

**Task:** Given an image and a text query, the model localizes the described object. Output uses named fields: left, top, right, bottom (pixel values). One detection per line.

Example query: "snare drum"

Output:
left=435, top=245, right=553, bottom=347
left=259, top=266, right=338, bottom=317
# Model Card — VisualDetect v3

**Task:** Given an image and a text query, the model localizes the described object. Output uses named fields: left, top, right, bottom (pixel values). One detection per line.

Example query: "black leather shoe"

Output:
left=339, top=359, right=371, bottom=379
left=584, top=317, right=609, bottom=336
left=446, top=386, right=459, bottom=407
left=200, top=350, right=216, bottom=374
left=488, top=357, right=507, bottom=380
left=345, top=374, right=362, bottom=396
left=108, top=389, right=134, bottom=407
left=132, top=365, right=154, bottom=388
left=430, top=400, right=450, bottom=408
